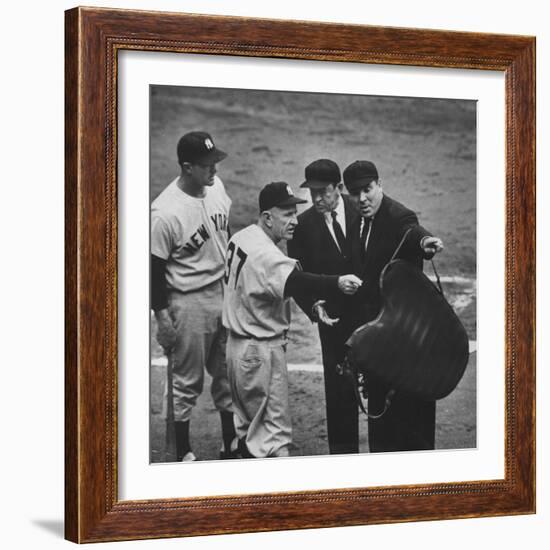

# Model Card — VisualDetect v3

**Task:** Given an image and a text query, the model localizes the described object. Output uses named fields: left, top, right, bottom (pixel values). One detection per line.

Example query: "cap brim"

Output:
left=344, top=177, right=378, bottom=190
left=276, top=196, right=308, bottom=207
left=300, top=179, right=338, bottom=189
left=198, top=148, right=228, bottom=164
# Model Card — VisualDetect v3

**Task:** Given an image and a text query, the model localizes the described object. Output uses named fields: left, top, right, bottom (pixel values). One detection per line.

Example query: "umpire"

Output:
left=287, top=159, right=360, bottom=455
left=344, top=160, right=444, bottom=452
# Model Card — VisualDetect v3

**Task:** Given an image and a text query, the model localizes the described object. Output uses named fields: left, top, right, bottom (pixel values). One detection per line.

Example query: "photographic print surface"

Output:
left=149, top=85, right=476, bottom=463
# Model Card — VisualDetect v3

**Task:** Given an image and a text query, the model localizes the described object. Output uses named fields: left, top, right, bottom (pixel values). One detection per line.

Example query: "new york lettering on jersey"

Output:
left=151, top=176, right=232, bottom=292
left=182, top=212, right=228, bottom=255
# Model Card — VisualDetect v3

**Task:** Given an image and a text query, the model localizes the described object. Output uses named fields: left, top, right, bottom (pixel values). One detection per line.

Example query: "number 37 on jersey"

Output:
left=224, top=241, right=248, bottom=288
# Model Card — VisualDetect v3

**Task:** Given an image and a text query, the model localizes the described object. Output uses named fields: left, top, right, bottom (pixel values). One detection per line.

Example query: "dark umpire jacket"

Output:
left=348, top=193, right=437, bottom=452
left=287, top=194, right=358, bottom=319
left=287, top=194, right=360, bottom=455
left=349, top=194, right=431, bottom=324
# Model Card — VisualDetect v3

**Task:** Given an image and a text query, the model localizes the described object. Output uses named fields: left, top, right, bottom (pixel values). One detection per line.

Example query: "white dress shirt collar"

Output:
left=324, top=195, right=346, bottom=237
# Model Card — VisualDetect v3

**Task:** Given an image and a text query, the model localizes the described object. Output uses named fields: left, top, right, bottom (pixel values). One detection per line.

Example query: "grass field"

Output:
left=150, top=85, right=477, bottom=461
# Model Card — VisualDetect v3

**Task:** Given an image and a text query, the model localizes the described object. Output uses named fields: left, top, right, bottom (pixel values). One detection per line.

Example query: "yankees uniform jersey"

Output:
left=222, top=224, right=298, bottom=339
left=151, top=175, right=231, bottom=292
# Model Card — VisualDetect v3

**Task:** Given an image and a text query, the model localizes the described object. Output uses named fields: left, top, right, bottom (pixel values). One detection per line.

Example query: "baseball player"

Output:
left=151, top=130, right=237, bottom=462
left=222, top=181, right=362, bottom=459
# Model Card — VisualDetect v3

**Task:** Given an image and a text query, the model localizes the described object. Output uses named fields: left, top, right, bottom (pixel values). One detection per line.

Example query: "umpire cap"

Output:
left=343, top=160, right=379, bottom=192
left=300, top=159, right=341, bottom=189
left=259, top=182, right=307, bottom=212
left=177, top=131, right=227, bottom=165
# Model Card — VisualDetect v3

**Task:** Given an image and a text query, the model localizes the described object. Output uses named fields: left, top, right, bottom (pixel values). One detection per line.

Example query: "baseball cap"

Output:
left=259, top=182, right=307, bottom=212
left=343, top=160, right=379, bottom=191
left=300, top=159, right=341, bottom=189
left=177, top=131, right=227, bottom=165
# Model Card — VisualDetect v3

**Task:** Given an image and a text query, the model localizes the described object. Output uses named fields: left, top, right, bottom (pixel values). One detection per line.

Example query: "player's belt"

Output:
left=228, top=330, right=287, bottom=343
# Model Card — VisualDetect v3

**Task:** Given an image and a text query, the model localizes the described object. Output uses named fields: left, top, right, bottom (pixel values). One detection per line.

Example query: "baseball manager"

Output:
left=222, top=181, right=362, bottom=459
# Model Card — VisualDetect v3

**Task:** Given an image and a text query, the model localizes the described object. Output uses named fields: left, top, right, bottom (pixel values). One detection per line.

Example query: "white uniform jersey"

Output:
left=151, top=176, right=231, bottom=293
left=222, top=224, right=297, bottom=339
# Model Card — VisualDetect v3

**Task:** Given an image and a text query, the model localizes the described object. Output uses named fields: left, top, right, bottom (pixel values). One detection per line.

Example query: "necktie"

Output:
left=360, top=218, right=372, bottom=261
left=330, top=210, right=347, bottom=256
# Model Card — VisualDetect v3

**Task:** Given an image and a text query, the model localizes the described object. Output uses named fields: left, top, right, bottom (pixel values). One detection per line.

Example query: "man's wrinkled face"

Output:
left=348, top=180, right=383, bottom=218
left=266, top=205, right=298, bottom=242
left=310, top=183, right=341, bottom=214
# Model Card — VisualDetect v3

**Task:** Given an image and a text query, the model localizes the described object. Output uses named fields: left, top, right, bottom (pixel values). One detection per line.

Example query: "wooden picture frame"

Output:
left=65, top=6, right=535, bottom=543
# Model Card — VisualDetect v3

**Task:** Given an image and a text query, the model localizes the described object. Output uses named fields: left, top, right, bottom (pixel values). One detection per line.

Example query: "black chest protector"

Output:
left=346, top=259, right=469, bottom=402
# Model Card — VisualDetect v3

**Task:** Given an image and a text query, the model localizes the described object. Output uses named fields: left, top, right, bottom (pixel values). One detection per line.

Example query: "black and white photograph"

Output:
left=3, top=0, right=544, bottom=546
left=149, top=84, right=477, bottom=463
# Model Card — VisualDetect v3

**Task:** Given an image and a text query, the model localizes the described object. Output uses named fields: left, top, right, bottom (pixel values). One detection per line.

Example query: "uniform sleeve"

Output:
left=264, top=254, right=298, bottom=301
left=151, top=214, right=174, bottom=260
left=151, top=254, right=168, bottom=312
left=286, top=222, right=317, bottom=316
left=284, top=269, right=339, bottom=299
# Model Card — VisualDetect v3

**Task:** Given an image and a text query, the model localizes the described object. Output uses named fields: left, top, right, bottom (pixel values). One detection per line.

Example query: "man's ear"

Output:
left=180, top=162, right=192, bottom=175
left=260, top=211, right=272, bottom=227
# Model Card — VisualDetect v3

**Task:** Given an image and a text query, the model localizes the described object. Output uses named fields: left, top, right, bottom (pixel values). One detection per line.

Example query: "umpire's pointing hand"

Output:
left=421, top=236, right=444, bottom=257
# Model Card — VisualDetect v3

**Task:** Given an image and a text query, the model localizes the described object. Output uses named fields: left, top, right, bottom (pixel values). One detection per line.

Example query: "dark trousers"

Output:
left=367, top=378, right=436, bottom=452
left=319, top=323, right=359, bottom=455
